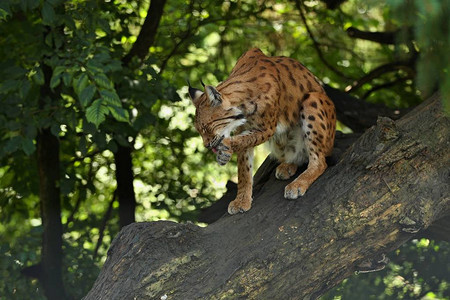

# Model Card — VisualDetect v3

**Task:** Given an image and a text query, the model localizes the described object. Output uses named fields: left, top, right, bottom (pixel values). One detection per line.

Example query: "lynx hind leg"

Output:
left=276, top=163, right=298, bottom=180
left=284, top=93, right=336, bottom=199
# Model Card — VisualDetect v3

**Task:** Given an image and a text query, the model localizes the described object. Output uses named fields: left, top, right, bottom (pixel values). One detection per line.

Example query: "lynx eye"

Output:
left=200, top=125, right=209, bottom=134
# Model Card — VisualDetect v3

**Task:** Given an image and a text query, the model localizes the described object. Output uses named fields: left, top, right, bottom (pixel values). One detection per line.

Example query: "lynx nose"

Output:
left=203, top=138, right=212, bottom=149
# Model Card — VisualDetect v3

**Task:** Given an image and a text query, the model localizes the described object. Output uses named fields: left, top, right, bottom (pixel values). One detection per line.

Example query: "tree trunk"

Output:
left=37, top=128, right=66, bottom=300
left=114, top=0, right=168, bottom=228
left=84, top=93, right=449, bottom=299
left=114, top=146, right=136, bottom=228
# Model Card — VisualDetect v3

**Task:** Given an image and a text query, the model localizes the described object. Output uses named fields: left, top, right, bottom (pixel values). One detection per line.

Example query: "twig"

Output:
left=294, top=0, right=352, bottom=80
left=64, top=191, right=83, bottom=230
left=93, top=190, right=117, bottom=260
left=158, top=3, right=269, bottom=75
left=346, top=61, right=415, bottom=93
left=362, top=76, right=411, bottom=99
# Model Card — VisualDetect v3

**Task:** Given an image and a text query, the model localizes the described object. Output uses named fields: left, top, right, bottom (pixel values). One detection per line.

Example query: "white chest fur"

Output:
left=267, top=124, right=308, bottom=165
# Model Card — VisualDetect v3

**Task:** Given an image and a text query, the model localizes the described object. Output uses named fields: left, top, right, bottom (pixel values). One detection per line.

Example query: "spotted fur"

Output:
left=188, top=48, right=336, bottom=214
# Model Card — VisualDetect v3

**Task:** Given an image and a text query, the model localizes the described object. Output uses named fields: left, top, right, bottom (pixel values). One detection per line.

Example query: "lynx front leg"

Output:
left=228, top=148, right=254, bottom=214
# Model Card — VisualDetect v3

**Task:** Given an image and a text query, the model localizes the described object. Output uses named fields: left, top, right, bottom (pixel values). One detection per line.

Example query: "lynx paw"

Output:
left=284, top=181, right=307, bottom=200
left=216, top=150, right=232, bottom=165
left=215, top=139, right=232, bottom=166
left=228, top=195, right=252, bottom=215
left=275, top=163, right=298, bottom=180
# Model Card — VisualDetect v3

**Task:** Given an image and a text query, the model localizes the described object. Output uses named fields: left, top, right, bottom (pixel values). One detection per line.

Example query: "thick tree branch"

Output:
left=122, top=0, right=167, bottom=66
left=324, top=85, right=408, bottom=132
left=320, top=0, right=348, bottom=9
left=85, top=93, right=449, bottom=299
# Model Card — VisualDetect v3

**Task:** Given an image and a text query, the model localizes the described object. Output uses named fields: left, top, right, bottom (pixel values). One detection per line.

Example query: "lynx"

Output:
left=188, top=48, right=336, bottom=214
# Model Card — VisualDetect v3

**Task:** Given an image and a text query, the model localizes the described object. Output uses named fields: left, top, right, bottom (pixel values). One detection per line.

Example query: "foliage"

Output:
left=387, top=0, right=450, bottom=112
left=0, top=0, right=448, bottom=299
left=323, top=239, right=450, bottom=299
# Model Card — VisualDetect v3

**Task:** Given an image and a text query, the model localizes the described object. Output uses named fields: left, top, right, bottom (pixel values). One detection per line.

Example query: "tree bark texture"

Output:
left=37, top=128, right=66, bottom=300
left=85, top=93, right=449, bottom=299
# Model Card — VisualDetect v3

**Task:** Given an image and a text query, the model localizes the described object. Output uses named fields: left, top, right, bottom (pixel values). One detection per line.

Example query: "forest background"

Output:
left=0, top=0, right=448, bottom=299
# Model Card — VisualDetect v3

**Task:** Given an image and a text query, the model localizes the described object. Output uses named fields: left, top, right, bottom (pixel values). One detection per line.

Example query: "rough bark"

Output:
left=85, top=93, right=449, bottom=299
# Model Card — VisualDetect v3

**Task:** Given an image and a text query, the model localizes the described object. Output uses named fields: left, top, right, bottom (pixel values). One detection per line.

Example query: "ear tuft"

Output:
left=187, top=80, right=203, bottom=103
left=205, top=86, right=222, bottom=106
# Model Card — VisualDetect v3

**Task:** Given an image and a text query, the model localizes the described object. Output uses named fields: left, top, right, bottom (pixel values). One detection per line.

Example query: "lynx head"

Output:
left=188, top=81, right=246, bottom=152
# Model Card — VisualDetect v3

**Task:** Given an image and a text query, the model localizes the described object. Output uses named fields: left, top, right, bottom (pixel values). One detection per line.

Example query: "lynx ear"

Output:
left=205, top=85, right=222, bottom=107
left=187, top=80, right=203, bottom=104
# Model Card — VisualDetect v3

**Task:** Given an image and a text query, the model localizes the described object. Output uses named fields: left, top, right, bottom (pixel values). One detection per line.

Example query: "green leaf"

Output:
left=0, top=8, right=9, bottom=21
left=21, top=137, right=35, bottom=155
left=108, top=105, right=129, bottom=123
left=93, top=132, right=107, bottom=149
left=53, top=66, right=65, bottom=77
left=62, top=71, right=73, bottom=86
left=107, top=140, right=118, bottom=152
left=73, top=73, right=89, bottom=96
left=42, top=2, right=56, bottom=25
left=78, top=136, right=87, bottom=156
left=86, top=99, right=108, bottom=127
left=99, top=89, right=121, bottom=106
left=0, top=80, right=20, bottom=94
left=93, top=73, right=113, bottom=89
left=49, top=66, right=66, bottom=89
left=4, top=136, right=21, bottom=153
left=19, top=79, right=31, bottom=99
left=79, top=85, right=96, bottom=107
left=33, top=67, right=45, bottom=85
left=50, top=74, right=60, bottom=89
left=50, top=124, right=60, bottom=136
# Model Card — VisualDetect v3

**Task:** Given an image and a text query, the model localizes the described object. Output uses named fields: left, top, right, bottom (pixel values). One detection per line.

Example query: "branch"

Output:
left=320, top=0, right=348, bottom=9
left=158, top=4, right=270, bottom=75
left=85, top=93, right=449, bottom=299
left=122, top=0, right=167, bottom=66
left=362, top=76, right=411, bottom=99
left=346, top=27, right=398, bottom=44
left=93, top=191, right=116, bottom=260
left=324, top=85, right=408, bottom=132
left=294, top=0, right=352, bottom=80
left=345, top=61, right=416, bottom=93
left=158, top=28, right=192, bottom=75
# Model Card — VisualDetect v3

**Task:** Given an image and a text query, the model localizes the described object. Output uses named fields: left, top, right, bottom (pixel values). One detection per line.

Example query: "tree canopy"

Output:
left=0, top=0, right=448, bottom=299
